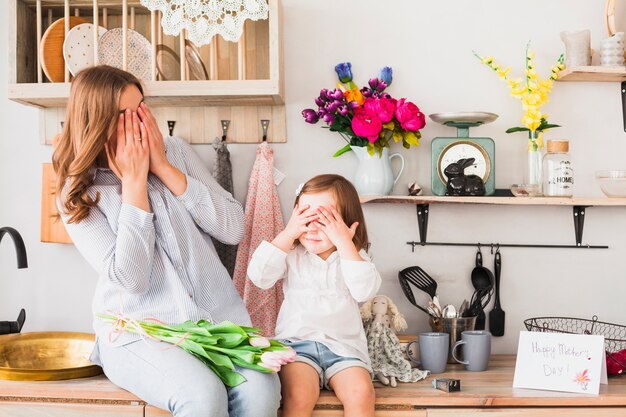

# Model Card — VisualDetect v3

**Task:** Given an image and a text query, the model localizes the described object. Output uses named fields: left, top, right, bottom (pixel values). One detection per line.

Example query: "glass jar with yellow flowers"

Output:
left=474, top=43, right=565, bottom=194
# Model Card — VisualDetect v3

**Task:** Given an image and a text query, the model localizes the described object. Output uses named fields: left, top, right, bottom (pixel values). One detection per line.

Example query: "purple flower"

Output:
left=334, top=62, right=353, bottom=83
left=348, top=101, right=360, bottom=110
left=322, top=112, right=335, bottom=124
left=379, top=66, right=393, bottom=86
left=338, top=105, right=349, bottom=116
left=368, top=77, right=388, bottom=92
left=329, top=89, right=344, bottom=100
left=315, top=96, right=325, bottom=107
left=302, top=108, right=320, bottom=124
left=361, top=87, right=373, bottom=98
left=327, top=101, right=339, bottom=114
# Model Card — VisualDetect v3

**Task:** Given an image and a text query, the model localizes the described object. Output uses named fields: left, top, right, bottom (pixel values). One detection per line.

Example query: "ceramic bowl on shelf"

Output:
left=596, top=170, right=626, bottom=197
left=510, top=184, right=541, bottom=197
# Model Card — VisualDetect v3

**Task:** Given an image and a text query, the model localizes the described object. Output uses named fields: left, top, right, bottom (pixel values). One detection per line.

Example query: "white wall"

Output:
left=1, top=1, right=625, bottom=354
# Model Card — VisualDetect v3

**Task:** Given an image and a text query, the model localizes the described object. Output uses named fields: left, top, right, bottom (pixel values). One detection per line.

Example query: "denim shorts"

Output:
left=283, top=340, right=369, bottom=389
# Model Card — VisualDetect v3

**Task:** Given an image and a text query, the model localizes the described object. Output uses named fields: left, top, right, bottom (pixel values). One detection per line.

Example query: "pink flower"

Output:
left=394, top=98, right=425, bottom=131
left=364, top=98, right=396, bottom=124
left=352, top=107, right=383, bottom=143
left=259, top=349, right=297, bottom=370
left=249, top=336, right=271, bottom=348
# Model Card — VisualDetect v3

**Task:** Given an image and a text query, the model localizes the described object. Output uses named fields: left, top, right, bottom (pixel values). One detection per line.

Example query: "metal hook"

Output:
left=221, top=120, right=230, bottom=142
left=261, top=119, right=270, bottom=142
left=495, top=243, right=500, bottom=254
left=167, top=120, right=176, bottom=136
left=60, top=121, right=64, bottom=129
left=490, top=243, right=494, bottom=255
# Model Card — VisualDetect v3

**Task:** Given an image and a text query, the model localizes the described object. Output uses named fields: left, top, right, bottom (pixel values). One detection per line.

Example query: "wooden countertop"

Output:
left=1, top=356, right=625, bottom=410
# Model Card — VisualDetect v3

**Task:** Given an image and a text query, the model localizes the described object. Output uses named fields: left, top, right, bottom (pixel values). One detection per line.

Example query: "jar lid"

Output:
left=547, top=140, right=569, bottom=153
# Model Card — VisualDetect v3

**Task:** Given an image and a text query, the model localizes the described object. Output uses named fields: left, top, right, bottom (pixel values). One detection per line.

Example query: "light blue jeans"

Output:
left=95, top=339, right=281, bottom=417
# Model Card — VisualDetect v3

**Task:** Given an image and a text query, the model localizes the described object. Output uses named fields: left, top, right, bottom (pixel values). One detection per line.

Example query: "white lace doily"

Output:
left=140, top=0, right=269, bottom=46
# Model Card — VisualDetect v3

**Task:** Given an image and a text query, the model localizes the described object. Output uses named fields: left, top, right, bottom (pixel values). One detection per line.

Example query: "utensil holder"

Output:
left=430, top=316, right=477, bottom=363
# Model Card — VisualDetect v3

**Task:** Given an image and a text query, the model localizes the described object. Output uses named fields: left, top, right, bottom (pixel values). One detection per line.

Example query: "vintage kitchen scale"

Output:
left=430, top=112, right=498, bottom=196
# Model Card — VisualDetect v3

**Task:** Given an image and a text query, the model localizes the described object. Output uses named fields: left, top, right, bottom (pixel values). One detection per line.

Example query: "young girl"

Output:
left=247, top=174, right=381, bottom=417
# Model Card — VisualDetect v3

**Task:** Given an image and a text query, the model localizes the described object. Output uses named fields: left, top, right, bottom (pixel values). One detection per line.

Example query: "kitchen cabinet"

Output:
left=1, top=356, right=625, bottom=416
left=8, top=0, right=286, bottom=144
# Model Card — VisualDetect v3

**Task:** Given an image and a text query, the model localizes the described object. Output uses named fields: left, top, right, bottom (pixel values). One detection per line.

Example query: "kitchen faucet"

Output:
left=0, top=227, right=27, bottom=335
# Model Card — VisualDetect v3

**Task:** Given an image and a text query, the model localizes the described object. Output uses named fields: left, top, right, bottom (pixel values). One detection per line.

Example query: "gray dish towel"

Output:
left=211, top=137, right=238, bottom=277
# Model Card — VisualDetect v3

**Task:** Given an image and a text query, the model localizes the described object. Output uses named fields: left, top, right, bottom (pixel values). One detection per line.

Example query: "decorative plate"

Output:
left=98, top=28, right=152, bottom=80
left=185, top=40, right=208, bottom=80
left=63, top=23, right=107, bottom=76
left=40, top=16, right=88, bottom=82
left=156, top=44, right=180, bottom=81
left=429, top=112, right=499, bottom=126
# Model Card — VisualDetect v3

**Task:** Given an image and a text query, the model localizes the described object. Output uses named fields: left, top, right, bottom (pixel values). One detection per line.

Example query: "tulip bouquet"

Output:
left=302, top=62, right=426, bottom=157
left=98, top=313, right=296, bottom=387
left=473, top=43, right=565, bottom=151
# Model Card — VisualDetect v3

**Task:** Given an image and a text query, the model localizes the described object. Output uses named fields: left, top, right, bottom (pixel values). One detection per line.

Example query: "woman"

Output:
left=53, top=65, right=280, bottom=417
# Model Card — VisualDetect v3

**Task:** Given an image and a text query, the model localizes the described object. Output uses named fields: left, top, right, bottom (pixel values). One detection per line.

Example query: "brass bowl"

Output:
left=0, top=332, right=103, bottom=381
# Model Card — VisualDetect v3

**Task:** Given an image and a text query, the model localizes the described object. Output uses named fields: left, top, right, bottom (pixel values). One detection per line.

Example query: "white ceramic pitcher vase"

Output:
left=351, top=146, right=405, bottom=196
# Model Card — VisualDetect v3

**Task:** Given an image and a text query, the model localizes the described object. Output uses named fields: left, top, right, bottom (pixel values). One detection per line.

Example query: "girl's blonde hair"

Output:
left=52, top=65, right=143, bottom=224
left=360, top=295, right=408, bottom=332
left=295, top=174, right=368, bottom=251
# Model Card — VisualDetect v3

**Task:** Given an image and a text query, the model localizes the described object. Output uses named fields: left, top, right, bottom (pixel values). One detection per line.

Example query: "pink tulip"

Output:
left=249, top=336, right=271, bottom=348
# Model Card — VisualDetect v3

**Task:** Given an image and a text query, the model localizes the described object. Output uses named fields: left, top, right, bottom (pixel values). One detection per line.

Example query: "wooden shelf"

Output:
left=360, top=195, right=626, bottom=206
left=8, top=80, right=283, bottom=108
left=557, top=66, right=626, bottom=82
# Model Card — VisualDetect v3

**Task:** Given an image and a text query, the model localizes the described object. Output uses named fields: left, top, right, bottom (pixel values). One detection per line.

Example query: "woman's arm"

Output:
left=247, top=241, right=289, bottom=289
left=62, top=203, right=156, bottom=294
left=138, top=103, right=244, bottom=245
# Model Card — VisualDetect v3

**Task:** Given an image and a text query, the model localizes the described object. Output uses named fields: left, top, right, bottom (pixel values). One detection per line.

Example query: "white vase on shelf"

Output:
left=560, top=30, right=591, bottom=67
left=600, top=32, right=625, bottom=67
left=351, top=146, right=405, bottom=196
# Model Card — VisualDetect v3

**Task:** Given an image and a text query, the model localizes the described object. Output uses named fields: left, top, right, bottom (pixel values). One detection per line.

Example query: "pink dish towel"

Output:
left=233, top=142, right=284, bottom=336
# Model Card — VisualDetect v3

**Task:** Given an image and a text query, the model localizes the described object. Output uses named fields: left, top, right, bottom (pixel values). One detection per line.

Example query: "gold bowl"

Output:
left=0, top=332, right=102, bottom=381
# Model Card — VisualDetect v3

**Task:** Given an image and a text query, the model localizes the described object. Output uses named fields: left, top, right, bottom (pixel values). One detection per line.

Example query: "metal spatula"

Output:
left=399, top=266, right=438, bottom=299
left=397, top=271, right=430, bottom=315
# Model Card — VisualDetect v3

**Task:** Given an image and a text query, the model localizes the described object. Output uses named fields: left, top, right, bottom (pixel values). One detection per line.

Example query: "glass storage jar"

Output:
left=542, top=140, right=573, bottom=197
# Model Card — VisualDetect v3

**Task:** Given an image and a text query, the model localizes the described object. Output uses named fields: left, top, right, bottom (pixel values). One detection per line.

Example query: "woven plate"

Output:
left=98, top=28, right=152, bottom=80
left=185, top=40, right=208, bottom=80
left=63, top=23, right=107, bottom=76
left=41, top=16, right=88, bottom=82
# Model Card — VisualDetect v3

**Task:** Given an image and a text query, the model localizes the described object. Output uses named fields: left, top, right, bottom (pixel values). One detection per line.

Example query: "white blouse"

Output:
left=247, top=241, right=381, bottom=365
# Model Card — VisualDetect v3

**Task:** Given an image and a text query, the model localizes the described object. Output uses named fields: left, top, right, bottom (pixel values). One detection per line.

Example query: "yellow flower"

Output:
left=526, top=49, right=536, bottom=60
left=497, top=67, right=511, bottom=79
left=482, top=56, right=494, bottom=64
left=343, top=87, right=364, bottom=106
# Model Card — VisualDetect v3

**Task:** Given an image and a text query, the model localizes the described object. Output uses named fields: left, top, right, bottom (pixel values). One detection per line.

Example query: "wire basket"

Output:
left=524, top=316, right=626, bottom=353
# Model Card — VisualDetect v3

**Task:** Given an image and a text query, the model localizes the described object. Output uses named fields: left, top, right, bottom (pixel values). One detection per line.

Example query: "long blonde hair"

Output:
left=294, top=174, right=368, bottom=251
left=52, top=65, right=143, bottom=224
left=360, top=295, right=408, bottom=332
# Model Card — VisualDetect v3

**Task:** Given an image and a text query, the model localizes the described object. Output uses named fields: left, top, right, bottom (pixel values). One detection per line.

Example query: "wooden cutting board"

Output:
left=40, top=16, right=88, bottom=83
left=41, top=163, right=72, bottom=244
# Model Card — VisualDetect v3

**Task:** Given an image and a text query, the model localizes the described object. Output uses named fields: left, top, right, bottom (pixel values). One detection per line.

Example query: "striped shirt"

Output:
left=61, top=136, right=251, bottom=349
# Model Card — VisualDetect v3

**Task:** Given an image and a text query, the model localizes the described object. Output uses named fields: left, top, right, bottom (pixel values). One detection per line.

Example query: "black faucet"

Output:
left=0, top=227, right=27, bottom=335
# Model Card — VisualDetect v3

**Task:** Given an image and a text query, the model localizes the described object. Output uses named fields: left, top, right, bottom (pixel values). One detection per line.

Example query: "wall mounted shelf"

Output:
left=360, top=195, right=626, bottom=250
left=557, top=66, right=626, bottom=82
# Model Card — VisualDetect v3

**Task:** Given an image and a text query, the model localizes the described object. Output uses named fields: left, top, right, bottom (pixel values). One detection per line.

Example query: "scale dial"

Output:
left=437, top=140, right=491, bottom=183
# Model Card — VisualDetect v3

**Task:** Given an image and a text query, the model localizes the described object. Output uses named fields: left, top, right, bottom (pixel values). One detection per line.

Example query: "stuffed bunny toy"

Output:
left=361, top=295, right=429, bottom=387
left=444, top=157, right=486, bottom=196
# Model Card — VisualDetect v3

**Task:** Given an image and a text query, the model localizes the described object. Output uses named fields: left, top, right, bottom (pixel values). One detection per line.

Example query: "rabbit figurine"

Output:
left=444, top=158, right=486, bottom=196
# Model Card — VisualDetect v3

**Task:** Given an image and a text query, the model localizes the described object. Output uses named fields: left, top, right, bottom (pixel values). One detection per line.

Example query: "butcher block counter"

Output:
left=0, top=356, right=625, bottom=416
